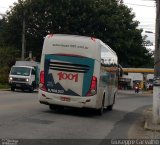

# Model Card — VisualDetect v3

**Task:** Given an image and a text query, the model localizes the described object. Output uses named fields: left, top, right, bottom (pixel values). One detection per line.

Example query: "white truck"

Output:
left=9, top=61, right=40, bottom=92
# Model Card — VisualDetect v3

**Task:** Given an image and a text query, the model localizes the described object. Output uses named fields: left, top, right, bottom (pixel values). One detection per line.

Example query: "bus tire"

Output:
left=107, top=95, right=115, bottom=111
left=96, top=96, right=105, bottom=115
left=107, top=104, right=113, bottom=111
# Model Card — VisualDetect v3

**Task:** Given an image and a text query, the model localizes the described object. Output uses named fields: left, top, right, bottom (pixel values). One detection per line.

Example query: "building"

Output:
left=119, top=68, right=154, bottom=90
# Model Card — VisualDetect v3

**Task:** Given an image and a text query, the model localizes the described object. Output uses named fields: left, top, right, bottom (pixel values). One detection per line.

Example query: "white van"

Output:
left=38, top=34, right=119, bottom=115
left=9, top=61, right=40, bottom=92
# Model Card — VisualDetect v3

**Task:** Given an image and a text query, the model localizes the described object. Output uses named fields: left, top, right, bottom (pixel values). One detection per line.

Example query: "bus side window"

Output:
left=101, top=59, right=104, bottom=64
left=101, top=46, right=107, bottom=65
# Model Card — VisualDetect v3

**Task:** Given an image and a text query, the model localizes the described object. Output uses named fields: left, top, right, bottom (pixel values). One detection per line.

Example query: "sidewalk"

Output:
left=128, top=107, right=160, bottom=139
left=118, top=90, right=153, bottom=95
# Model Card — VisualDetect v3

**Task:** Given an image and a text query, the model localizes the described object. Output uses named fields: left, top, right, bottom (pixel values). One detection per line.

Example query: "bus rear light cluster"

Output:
left=86, top=76, right=97, bottom=96
left=40, top=71, right=45, bottom=84
left=40, top=71, right=47, bottom=92
left=42, top=93, right=46, bottom=98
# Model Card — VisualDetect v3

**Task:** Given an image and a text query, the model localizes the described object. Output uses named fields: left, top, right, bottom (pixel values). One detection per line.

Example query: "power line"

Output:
left=141, top=0, right=155, bottom=1
left=0, top=6, right=7, bottom=8
left=124, top=3, right=156, bottom=7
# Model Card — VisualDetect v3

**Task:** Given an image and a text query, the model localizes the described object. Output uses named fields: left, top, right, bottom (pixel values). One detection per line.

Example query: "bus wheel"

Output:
left=107, top=95, right=115, bottom=111
left=107, top=104, right=113, bottom=111
left=96, top=97, right=105, bottom=115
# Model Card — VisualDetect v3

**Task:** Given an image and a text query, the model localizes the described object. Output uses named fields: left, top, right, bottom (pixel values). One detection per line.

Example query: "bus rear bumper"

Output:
left=38, top=90, right=98, bottom=109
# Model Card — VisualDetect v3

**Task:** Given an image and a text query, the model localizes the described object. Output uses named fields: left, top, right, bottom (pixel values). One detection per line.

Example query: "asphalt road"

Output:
left=0, top=90, right=152, bottom=141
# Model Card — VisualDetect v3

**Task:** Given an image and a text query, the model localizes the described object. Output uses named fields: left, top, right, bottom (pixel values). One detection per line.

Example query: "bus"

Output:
left=38, top=34, right=119, bottom=115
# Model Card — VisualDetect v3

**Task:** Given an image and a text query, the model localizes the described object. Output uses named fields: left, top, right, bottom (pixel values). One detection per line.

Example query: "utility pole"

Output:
left=153, top=0, right=160, bottom=124
left=21, top=11, right=25, bottom=60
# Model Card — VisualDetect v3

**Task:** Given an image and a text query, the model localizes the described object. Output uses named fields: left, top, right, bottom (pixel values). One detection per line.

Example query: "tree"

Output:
left=0, top=46, right=19, bottom=84
left=0, top=46, right=19, bottom=68
left=0, top=0, right=153, bottom=67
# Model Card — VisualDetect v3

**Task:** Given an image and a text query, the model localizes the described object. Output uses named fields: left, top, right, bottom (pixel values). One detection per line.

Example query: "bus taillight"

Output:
left=86, top=76, right=97, bottom=96
left=40, top=71, right=47, bottom=91
left=40, top=71, right=44, bottom=84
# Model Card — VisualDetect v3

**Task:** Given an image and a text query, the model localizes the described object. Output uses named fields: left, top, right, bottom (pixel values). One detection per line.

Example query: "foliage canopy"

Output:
left=0, top=0, right=153, bottom=67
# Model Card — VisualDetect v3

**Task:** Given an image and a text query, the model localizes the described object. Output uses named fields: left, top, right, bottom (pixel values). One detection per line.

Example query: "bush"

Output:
left=0, top=46, right=19, bottom=67
left=0, top=46, right=19, bottom=84
left=0, top=67, right=10, bottom=84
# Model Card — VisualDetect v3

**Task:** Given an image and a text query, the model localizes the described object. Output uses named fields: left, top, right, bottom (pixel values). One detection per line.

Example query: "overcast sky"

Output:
left=123, top=0, right=156, bottom=50
left=0, top=0, right=156, bottom=49
left=124, top=0, right=156, bottom=31
left=0, top=0, right=18, bottom=13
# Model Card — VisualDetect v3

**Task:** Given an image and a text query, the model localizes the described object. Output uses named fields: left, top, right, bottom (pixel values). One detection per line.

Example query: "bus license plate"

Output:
left=60, top=97, right=70, bottom=102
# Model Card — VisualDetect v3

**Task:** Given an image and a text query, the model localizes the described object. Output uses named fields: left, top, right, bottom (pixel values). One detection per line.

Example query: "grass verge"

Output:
left=0, top=83, right=10, bottom=89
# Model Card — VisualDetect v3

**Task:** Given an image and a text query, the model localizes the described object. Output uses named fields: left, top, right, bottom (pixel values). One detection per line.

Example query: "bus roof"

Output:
left=43, top=34, right=117, bottom=63
left=43, top=34, right=101, bottom=61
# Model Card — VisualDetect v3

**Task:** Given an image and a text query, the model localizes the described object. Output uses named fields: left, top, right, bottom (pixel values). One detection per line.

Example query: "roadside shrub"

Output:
left=0, top=46, right=19, bottom=84
left=0, top=67, right=10, bottom=84
left=0, top=46, right=18, bottom=67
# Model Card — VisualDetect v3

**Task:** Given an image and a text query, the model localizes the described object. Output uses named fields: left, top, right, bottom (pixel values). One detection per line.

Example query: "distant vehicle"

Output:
left=134, top=83, right=140, bottom=93
left=9, top=61, right=40, bottom=92
left=38, top=34, right=120, bottom=115
left=147, top=83, right=153, bottom=90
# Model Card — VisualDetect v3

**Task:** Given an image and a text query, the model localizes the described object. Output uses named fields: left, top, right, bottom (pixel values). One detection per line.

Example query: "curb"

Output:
left=144, top=122, right=160, bottom=131
left=142, top=90, right=153, bottom=94
left=128, top=107, right=160, bottom=139
left=143, top=109, right=160, bottom=131
left=0, top=88, right=10, bottom=91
